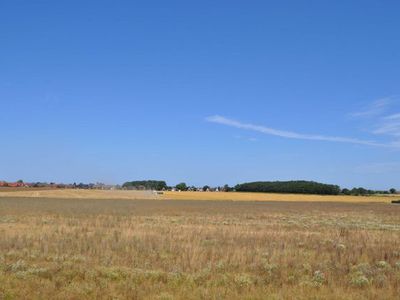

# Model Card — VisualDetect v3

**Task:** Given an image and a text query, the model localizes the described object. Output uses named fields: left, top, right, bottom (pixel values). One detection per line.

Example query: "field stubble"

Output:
left=0, top=188, right=396, bottom=203
left=0, top=197, right=399, bottom=299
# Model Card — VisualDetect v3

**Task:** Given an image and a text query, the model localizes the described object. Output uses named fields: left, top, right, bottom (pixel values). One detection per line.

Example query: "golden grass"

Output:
left=0, top=197, right=400, bottom=299
left=162, top=191, right=396, bottom=203
left=0, top=189, right=159, bottom=200
left=0, top=189, right=396, bottom=203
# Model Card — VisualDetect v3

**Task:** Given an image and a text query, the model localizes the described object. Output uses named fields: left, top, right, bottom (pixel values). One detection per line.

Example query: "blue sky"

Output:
left=1, top=1, right=399, bottom=189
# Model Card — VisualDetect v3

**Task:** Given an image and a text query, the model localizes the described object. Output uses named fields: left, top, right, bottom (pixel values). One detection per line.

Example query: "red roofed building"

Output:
left=0, top=181, right=27, bottom=188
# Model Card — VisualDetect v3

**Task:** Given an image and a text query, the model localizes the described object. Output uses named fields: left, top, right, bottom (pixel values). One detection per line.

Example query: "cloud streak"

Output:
left=206, top=115, right=394, bottom=148
left=350, top=97, right=393, bottom=118
left=373, top=113, right=400, bottom=137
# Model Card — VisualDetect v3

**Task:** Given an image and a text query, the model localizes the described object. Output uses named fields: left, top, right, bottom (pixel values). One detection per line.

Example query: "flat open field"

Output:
left=1, top=196, right=400, bottom=299
left=0, top=188, right=397, bottom=203
left=0, top=188, right=159, bottom=200
left=162, top=191, right=397, bottom=202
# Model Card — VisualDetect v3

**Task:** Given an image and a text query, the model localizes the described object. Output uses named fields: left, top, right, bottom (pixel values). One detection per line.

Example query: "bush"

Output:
left=350, top=272, right=369, bottom=287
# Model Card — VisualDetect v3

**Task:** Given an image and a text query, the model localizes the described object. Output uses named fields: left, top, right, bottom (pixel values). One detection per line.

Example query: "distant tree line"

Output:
left=171, top=183, right=233, bottom=192
left=234, top=181, right=341, bottom=195
left=122, top=180, right=167, bottom=190
left=341, top=187, right=397, bottom=196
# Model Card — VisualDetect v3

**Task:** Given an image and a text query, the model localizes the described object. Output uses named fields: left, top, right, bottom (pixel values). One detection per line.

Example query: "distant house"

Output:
left=1, top=181, right=25, bottom=188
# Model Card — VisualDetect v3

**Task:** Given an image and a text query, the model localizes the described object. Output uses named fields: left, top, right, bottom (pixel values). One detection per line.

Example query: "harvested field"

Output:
left=162, top=191, right=396, bottom=202
left=0, top=197, right=400, bottom=299
left=0, top=189, right=159, bottom=200
left=0, top=189, right=396, bottom=203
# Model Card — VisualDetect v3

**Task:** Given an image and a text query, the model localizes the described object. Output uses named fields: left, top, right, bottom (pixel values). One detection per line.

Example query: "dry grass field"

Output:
left=0, top=188, right=396, bottom=203
left=1, top=195, right=400, bottom=299
left=162, top=191, right=396, bottom=203
left=0, top=189, right=159, bottom=200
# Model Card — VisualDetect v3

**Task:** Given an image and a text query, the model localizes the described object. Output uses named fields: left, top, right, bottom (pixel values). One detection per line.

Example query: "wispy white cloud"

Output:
left=206, top=115, right=391, bottom=147
left=373, top=113, right=400, bottom=137
left=350, top=97, right=393, bottom=118
left=385, top=113, right=400, bottom=120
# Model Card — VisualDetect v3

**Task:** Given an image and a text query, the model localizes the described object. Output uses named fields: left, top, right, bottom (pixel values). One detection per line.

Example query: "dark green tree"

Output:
left=122, top=180, right=167, bottom=190
left=341, top=188, right=350, bottom=195
left=223, top=184, right=232, bottom=192
left=175, top=182, right=187, bottom=191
